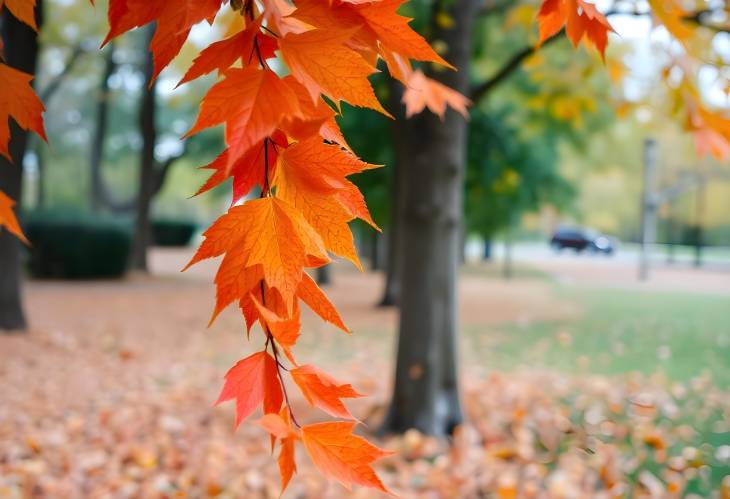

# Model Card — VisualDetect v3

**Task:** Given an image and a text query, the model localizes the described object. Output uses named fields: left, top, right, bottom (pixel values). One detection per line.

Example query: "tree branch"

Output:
left=470, top=30, right=565, bottom=104
left=478, top=0, right=513, bottom=17
left=40, top=43, right=85, bottom=103
left=152, top=143, right=189, bottom=196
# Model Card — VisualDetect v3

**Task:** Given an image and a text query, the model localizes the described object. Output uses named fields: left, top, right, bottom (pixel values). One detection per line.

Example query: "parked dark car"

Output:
left=550, top=226, right=616, bottom=254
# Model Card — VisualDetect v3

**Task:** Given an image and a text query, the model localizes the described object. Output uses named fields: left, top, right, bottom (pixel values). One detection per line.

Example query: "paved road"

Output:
left=466, top=241, right=730, bottom=295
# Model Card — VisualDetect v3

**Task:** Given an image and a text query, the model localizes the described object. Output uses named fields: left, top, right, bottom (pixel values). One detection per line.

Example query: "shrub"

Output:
left=24, top=211, right=132, bottom=279
left=152, top=219, right=197, bottom=247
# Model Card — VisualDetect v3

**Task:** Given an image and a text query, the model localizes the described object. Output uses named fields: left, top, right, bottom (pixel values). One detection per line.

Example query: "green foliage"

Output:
left=466, top=109, right=574, bottom=238
left=337, top=84, right=393, bottom=228
left=24, top=211, right=132, bottom=278
left=152, top=218, right=197, bottom=247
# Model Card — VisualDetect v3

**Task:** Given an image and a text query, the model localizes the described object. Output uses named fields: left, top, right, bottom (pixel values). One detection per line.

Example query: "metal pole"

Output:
left=639, top=138, right=658, bottom=281
left=694, top=181, right=705, bottom=268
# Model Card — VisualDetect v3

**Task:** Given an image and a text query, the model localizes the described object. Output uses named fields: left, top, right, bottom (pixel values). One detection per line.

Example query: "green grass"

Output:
left=463, top=284, right=730, bottom=492
left=466, top=285, right=730, bottom=386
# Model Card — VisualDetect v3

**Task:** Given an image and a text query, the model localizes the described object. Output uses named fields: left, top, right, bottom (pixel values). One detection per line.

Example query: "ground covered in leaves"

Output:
left=1, top=250, right=729, bottom=498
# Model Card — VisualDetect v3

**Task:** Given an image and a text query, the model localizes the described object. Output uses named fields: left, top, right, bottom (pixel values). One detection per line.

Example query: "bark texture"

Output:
left=0, top=4, right=42, bottom=332
left=382, top=0, right=478, bottom=436
left=130, top=28, right=157, bottom=271
left=378, top=81, right=406, bottom=307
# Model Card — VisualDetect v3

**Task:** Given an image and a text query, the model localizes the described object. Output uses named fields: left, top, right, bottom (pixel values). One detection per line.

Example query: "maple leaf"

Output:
left=297, top=272, right=349, bottom=332
left=0, top=63, right=46, bottom=161
left=648, top=0, right=693, bottom=44
left=275, top=137, right=380, bottom=268
left=257, top=410, right=299, bottom=493
left=0, top=0, right=38, bottom=30
left=185, top=197, right=329, bottom=308
left=186, top=67, right=301, bottom=170
left=251, top=294, right=301, bottom=353
left=537, top=0, right=613, bottom=58
left=0, top=190, right=28, bottom=244
left=176, top=18, right=277, bottom=87
left=216, top=351, right=283, bottom=427
left=354, top=0, right=454, bottom=69
left=280, top=76, right=350, bottom=148
left=291, top=0, right=453, bottom=70
left=292, top=364, right=364, bottom=420
left=260, top=0, right=309, bottom=36
left=194, top=131, right=288, bottom=205
left=690, top=107, right=730, bottom=160
left=104, top=0, right=224, bottom=79
left=278, top=28, right=389, bottom=115
left=402, top=69, right=471, bottom=119
left=302, top=422, right=394, bottom=494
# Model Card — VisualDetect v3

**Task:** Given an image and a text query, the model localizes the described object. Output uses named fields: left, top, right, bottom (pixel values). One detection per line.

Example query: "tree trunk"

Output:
left=482, top=238, right=492, bottom=260
left=369, top=230, right=382, bottom=272
left=90, top=43, right=119, bottom=212
left=382, top=0, right=477, bottom=436
left=130, top=28, right=157, bottom=272
left=35, top=138, right=46, bottom=209
left=316, top=264, right=331, bottom=286
left=0, top=3, right=42, bottom=332
left=378, top=81, right=406, bottom=307
left=503, top=228, right=513, bottom=279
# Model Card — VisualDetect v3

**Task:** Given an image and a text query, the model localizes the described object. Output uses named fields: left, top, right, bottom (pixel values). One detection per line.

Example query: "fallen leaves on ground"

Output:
left=1, top=271, right=728, bottom=497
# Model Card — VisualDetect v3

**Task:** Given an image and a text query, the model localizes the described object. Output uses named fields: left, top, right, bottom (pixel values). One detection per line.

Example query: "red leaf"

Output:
left=216, top=351, right=283, bottom=427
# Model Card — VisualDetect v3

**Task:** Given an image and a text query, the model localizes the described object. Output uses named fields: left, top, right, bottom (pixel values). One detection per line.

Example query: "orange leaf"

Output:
left=0, top=63, right=46, bottom=161
left=1, top=0, right=38, bottom=30
left=297, top=272, right=349, bottom=332
left=251, top=294, right=301, bottom=352
left=291, top=364, right=364, bottom=419
left=177, top=18, right=277, bottom=87
left=280, top=76, right=350, bottom=148
left=257, top=411, right=299, bottom=494
left=537, top=0, right=613, bottom=58
left=402, top=69, right=470, bottom=119
left=216, top=351, right=283, bottom=427
left=275, top=137, right=380, bottom=268
left=355, top=0, right=454, bottom=69
left=279, top=28, right=389, bottom=115
left=104, top=0, right=224, bottom=79
left=185, top=197, right=329, bottom=308
left=260, top=0, right=309, bottom=36
left=0, top=190, right=28, bottom=244
left=195, top=131, right=288, bottom=204
left=278, top=433, right=297, bottom=493
left=186, top=67, right=300, bottom=170
left=302, top=422, right=394, bottom=494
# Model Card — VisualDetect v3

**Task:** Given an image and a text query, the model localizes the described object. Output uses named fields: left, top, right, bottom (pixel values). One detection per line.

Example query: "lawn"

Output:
left=462, top=281, right=730, bottom=494
left=468, top=284, right=730, bottom=385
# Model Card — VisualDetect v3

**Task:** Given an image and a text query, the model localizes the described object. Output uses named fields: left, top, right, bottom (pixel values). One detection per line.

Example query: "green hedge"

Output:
left=24, top=212, right=132, bottom=279
left=152, top=219, right=197, bottom=247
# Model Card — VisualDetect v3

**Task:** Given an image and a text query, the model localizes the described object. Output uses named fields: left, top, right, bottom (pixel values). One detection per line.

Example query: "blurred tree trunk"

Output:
left=316, top=265, right=331, bottom=286
left=382, top=0, right=477, bottom=436
left=482, top=238, right=492, bottom=260
left=90, top=43, right=126, bottom=213
left=30, top=43, right=83, bottom=210
left=89, top=39, right=184, bottom=229
left=378, top=81, right=406, bottom=307
left=0, top=2, right=42, bottom=332
left=369, top=231, right=382, bottom=271
left=130, top=27, right=157, bottom=272
left=503, top=226, right=513, bottom=279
